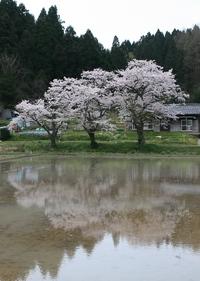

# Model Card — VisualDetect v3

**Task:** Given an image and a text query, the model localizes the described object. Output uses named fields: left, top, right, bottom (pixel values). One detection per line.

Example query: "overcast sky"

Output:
left=16, top=0, right=200, bottom=49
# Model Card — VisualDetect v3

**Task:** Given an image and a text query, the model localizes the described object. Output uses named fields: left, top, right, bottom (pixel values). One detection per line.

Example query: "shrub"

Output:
left=0, top=119, right=9, bottom=127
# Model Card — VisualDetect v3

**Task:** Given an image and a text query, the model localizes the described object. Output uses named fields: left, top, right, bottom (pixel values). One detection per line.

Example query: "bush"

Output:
left=0, top=119, right=9, bottom=127
left=0, top=127, right=11, bottom=141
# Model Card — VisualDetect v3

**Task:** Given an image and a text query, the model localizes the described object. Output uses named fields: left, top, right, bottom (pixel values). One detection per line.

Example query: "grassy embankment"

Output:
left=0, top=130, right=200, bottom=159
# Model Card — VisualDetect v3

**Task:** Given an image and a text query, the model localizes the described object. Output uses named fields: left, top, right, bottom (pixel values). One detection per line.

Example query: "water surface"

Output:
left=0, top=156, right=200, bottom=281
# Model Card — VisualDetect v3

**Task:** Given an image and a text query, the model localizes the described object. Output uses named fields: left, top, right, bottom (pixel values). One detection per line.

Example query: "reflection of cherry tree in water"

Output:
left=0, top=217, right=101, bottom=281
left=0, top=160, right=105, bottom=281
left=7, top=157, right=200, bottom=247
left=0, top=183, right=101, bottom=281
left=2, top=157, right=200, bottom=281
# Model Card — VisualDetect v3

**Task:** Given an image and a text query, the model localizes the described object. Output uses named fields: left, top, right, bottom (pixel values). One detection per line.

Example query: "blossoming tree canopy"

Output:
left=81, top=68, right=115, bottom=89
left=16, top=78, right=76, bottom=147
left=46, top=70, right=116, bottom=148
left=71, top=70, right=116, bottom=148
left=113, top=59, right=186, bottom=146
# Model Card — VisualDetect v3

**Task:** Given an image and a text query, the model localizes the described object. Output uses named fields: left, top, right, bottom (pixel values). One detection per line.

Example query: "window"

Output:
left=181, top=118, right=193, bottom=131
left=144, top=122, right=153, bottom=130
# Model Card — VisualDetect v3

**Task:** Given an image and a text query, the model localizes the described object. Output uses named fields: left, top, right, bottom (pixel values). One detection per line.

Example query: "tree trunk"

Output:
left=136, top=125, right=145, bottom=148
left=49, top=122, right=58, bottom=148
left=88, top=131, right=98, bottom=148
left=50, top=134, right=57, bottom=148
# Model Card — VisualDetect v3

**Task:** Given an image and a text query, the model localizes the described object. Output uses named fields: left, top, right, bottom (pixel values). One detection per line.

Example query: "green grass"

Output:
left=9, top=130, right=197, bottom=145
left=0, top=130, right=199, bottom=157
left=33, top=130, right=197, bottom=144
left=61, top=130, right=197, bottom=145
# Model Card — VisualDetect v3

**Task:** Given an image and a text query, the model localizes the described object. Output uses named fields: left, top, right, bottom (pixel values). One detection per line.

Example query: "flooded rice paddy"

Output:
left=0, top=156, right=200, bottom=281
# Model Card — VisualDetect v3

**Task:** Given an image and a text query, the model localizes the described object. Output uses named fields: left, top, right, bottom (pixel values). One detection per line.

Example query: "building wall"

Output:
left=0, top=106, right=12, bottom=120
left=1, top=109, right=12, bottom=120
left=125, top=116, right=200, bottom=133
left=153, top=122, right=161, bottom=132
left=192, top=119, right=199, bottom=133
left=170, top=121, right=181, bottom=132
left=169, top=119, right=199, bottom=133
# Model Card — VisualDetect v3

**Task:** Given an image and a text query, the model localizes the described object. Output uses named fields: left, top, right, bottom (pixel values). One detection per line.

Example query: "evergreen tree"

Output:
left=63, top=26, right=81, bottom=77
left=78, top=29, right=105, bottom=72
left=120, top=40, right=134, bottom=61
left=0, top=0, right=35, bottom=55
left=134, top=30, right=165, bottom=65
left=0, top=54, right=28, bottom=107
left=110, top=36, right=127, bottom=70
left=134, top=32, right=154, bottom=61
left=164, top=31, right=184, bottom=85
left=33, top=6, right=65, bottom=81
left=153, top=30, right=165, bottom=65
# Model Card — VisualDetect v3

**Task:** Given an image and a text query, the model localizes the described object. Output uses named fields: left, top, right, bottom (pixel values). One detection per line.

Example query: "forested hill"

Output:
left=0, top=0, right=200, bottom=108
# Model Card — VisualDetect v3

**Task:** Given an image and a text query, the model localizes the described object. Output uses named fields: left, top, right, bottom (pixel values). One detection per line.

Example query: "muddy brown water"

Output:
left=0, top=156, right=200, bottom=281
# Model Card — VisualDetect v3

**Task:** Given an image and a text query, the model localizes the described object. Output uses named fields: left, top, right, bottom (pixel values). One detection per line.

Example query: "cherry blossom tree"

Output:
left=71, top=69, right=116, bottom=148
left=16, top=78, right=75, bottom=148
left=113, top=60, right=187, bottom=146
left=46, top=69, right=116, bottom=148
left=72, top=86, right=113, bottom=148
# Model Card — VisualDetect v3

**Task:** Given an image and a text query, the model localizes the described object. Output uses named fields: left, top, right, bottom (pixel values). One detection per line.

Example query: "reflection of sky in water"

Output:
left=161, top=183, right=200, bottom=195
left=26, top=235, right=200, bottom=281
left=1, top=157, right=200, bottom=281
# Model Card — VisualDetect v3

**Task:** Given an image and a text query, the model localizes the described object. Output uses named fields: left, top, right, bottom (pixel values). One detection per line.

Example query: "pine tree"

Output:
left=0, top=54, right=27, bottom=107
left=78, top=29, right=105, bottom=72
left=34, top=6, right=65, bottom=80
left=110, top=36, right=127, bottom=70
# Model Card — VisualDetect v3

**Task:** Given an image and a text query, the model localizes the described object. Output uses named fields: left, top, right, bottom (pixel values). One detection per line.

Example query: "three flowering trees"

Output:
left=16, top=60, right=186, bottom=148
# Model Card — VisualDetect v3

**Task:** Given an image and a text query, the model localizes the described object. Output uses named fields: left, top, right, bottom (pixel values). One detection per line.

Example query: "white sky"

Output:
left=16, top=0, right=200, bottom=49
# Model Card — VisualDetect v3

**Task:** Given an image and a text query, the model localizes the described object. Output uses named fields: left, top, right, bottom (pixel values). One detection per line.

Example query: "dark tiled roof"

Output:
left=170, top=104, right=200, bottom=115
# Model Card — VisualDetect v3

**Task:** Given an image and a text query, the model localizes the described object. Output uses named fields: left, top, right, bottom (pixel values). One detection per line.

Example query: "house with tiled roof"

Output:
left=165, top=104, right=200, bottom=133
left=130, top=104, right=200, bottom=133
